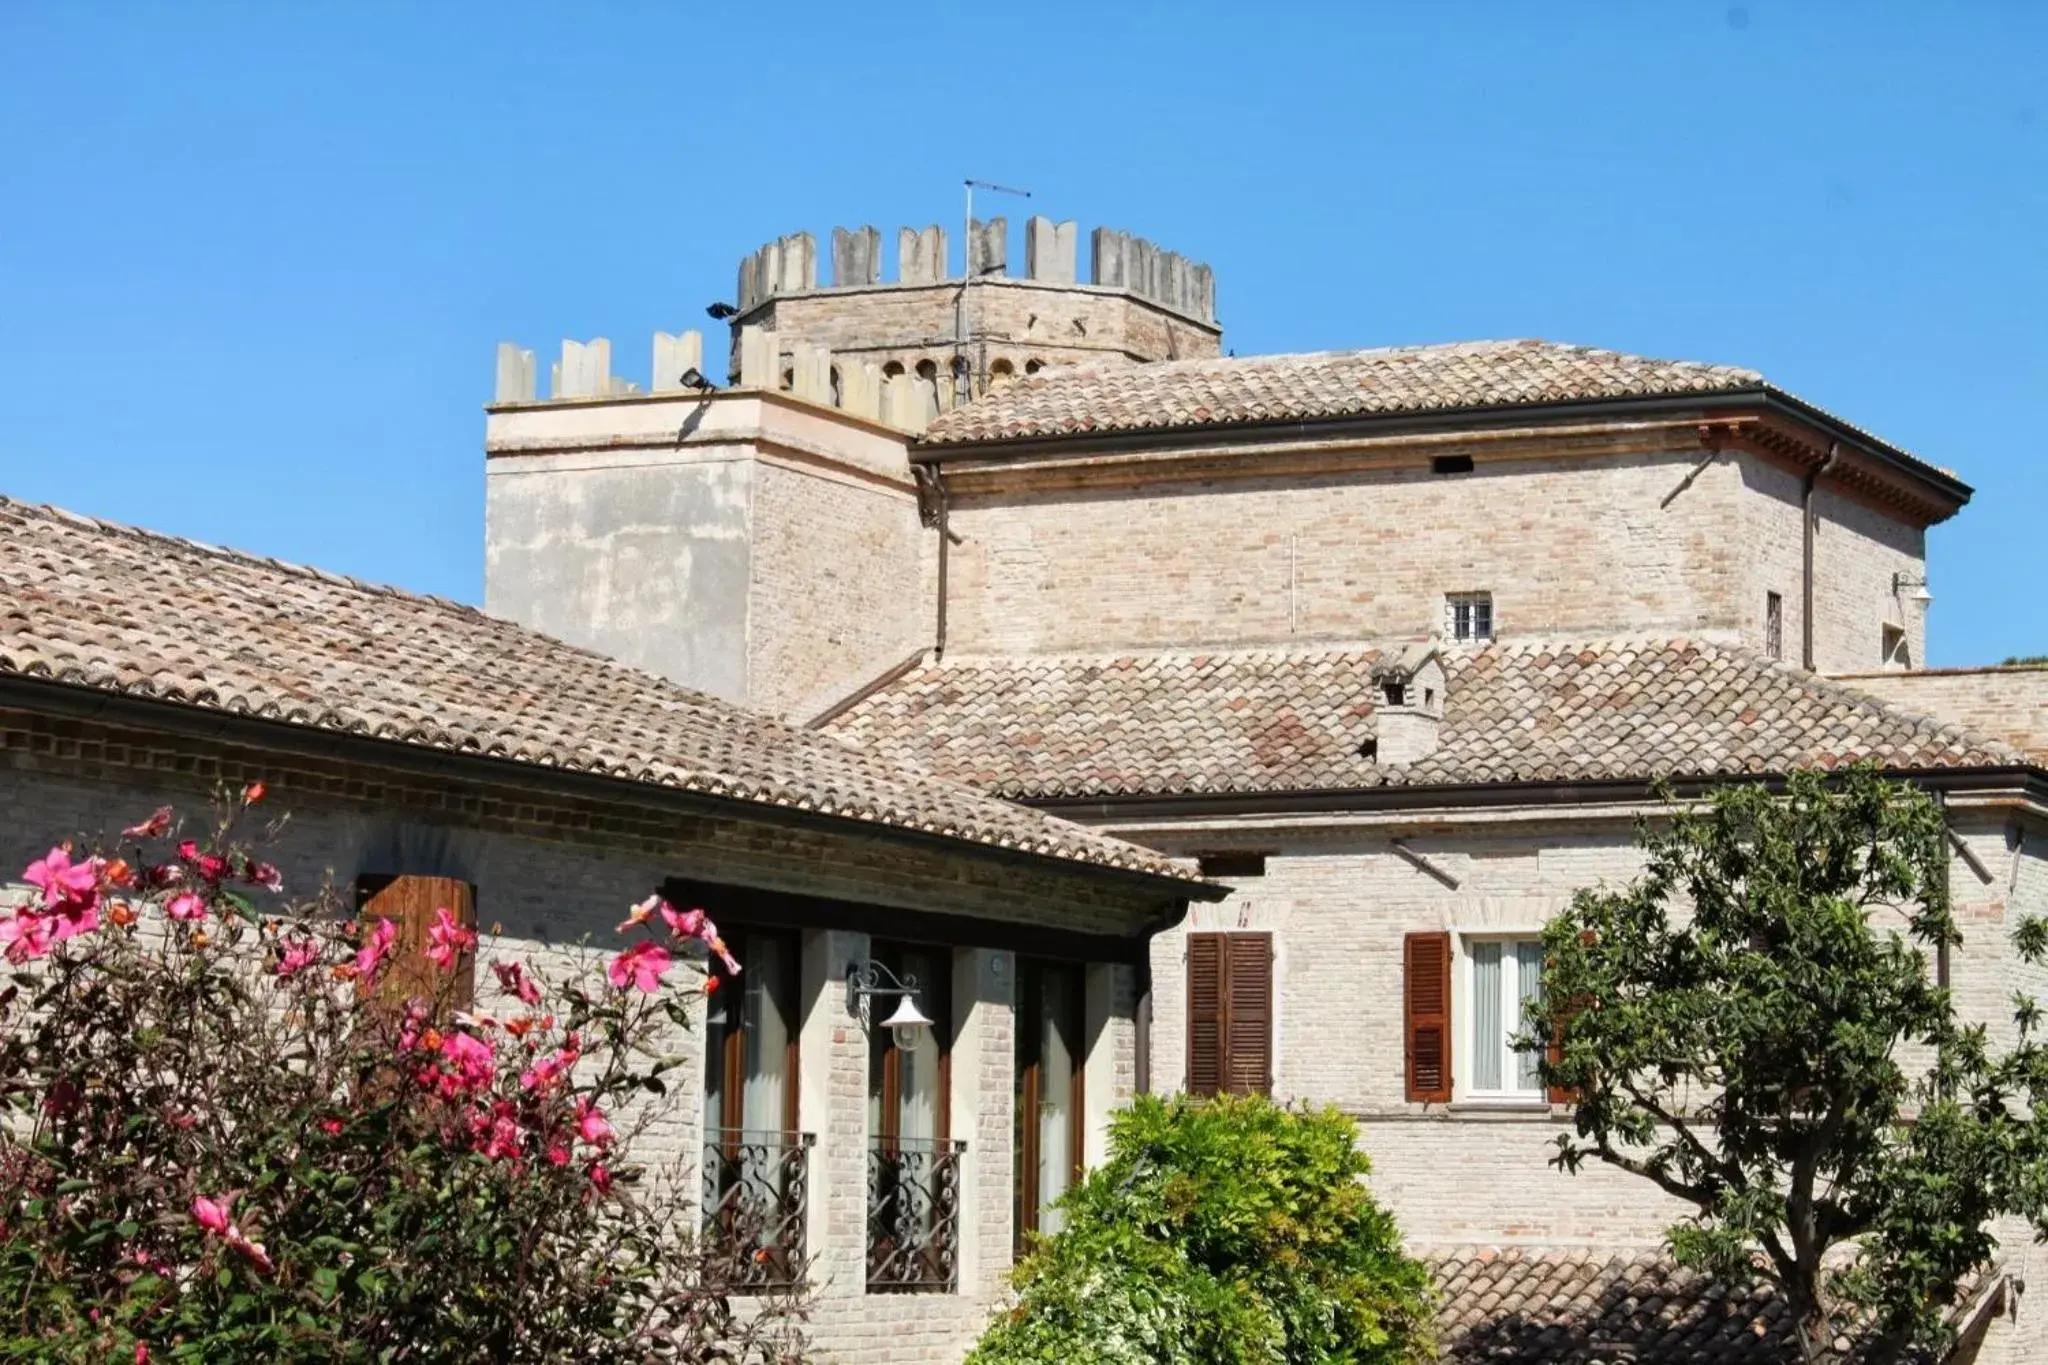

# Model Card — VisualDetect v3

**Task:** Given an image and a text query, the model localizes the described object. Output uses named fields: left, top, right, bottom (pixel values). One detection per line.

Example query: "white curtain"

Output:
left=1514, top=941, right=1544, bottom=1093
left=742, top=935, right=790, bottom=1132
left=1471, top=941, right=1502, bottom=1091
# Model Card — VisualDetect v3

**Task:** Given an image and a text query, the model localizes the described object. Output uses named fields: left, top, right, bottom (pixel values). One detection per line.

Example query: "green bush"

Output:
left=968, top=1094, right=1433, bottom=1365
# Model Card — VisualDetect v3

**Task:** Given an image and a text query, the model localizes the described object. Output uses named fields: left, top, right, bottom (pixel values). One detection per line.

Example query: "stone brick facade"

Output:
left=1833, top=664, right=2048, bottom=760
left=0, top=705, right=1157, bottom=1364
left=1121, top=801, right=2048, bottom=1360
left=939, top=438, right=1929, bottom=667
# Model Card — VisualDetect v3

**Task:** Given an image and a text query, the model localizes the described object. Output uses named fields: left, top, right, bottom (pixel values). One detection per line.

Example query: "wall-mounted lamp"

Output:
left=1892, top=572, right=1934, bottom=608
left=846, top=959, right=934, bottom=1049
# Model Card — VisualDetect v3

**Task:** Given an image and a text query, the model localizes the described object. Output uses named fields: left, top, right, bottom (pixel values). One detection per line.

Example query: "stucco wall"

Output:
left=484, top=445, right=755, bottom=703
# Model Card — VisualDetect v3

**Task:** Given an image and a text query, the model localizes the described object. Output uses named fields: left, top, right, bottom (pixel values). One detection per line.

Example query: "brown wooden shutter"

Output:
left=1224, top=934, right=1273, bottom=1096
left=1186, top=934, right=1225, bottom=1097
left=360, top=875, right=475, bottom=1010
left=1404, top=931, right=1452, bottom=1103
left=1547, top=988, right=1582, bottom=1106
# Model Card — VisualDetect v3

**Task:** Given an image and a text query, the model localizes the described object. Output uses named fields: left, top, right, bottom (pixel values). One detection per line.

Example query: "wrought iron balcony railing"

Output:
left=702, top=1128, right=812, bottom=1288
left=866, top=1137, right=964, bottom=1293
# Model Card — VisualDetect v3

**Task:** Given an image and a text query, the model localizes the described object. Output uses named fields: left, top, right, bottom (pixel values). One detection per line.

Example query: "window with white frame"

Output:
left=1446, top=592, right=1494, bottom=644
left=1462, top=936, right=1544, bottom=1097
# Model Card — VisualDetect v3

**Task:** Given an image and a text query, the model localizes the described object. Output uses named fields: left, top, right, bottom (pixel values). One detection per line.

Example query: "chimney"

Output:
left=1369, top=640, right=1447, bottom=766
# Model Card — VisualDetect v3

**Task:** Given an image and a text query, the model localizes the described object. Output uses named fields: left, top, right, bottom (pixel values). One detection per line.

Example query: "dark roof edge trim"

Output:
left=1025, top=765, right=2048, bottom=823
left=0, top=674, right=1222, bottom=903
left=914, top=387, right=1973, bottom=509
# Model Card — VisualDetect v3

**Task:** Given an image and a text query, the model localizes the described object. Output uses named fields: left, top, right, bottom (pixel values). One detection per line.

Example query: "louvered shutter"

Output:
left=1547, top=985, right=1582, bottom=1106
left=1186, top=934, right=1225, bottom=1097
left=1404, top=931, right=1452, bottom=1103
left=361, top=875, right=475, bottom=1009
left=1224, top=934, right=1273, bottom=1096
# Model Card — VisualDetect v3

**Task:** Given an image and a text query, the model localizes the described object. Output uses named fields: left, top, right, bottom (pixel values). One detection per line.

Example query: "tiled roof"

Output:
left=823, top=638, right=2026, bottom=799
left=1425, top=1246, right=1993, bottom=1364
left=923, top=340, right=1763, bottom=444
left=0, top=497, right=1197, bottom=884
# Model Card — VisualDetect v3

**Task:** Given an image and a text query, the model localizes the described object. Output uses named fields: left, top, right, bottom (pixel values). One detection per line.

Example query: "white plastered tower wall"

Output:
left=483, top=340, right=937, bottom=721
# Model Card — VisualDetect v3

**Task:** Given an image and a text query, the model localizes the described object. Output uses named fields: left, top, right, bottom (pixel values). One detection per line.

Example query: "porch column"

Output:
left=1083, top=962, right=1139, bottom=1168
left=798, top=927, right=869, bottom=1299
left=952, top=947, right=1016, bottom=1294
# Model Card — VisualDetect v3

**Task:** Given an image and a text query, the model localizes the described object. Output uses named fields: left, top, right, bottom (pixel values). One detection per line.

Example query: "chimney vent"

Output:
left=1368, top=639, right=1447, bottom=766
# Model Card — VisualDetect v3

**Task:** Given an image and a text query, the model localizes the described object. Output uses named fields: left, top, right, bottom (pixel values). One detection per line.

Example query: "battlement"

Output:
left=489, top=326, right=945, bottom=432
left=735, top=218, right=1216, bottom=325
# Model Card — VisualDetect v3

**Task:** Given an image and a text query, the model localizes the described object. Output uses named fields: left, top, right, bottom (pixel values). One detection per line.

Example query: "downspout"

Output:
left=1801, top=441, right=1840, bottom=671
left=1936, top=789, right=1953, bottom=993
left=933, top=462, right=951, bottom=660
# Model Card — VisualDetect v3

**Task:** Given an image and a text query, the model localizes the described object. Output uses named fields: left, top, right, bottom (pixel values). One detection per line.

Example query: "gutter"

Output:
left=1802, top=441, right=1841, bottom=670
left=912, top=387, right=1974, bottom=513
left=0, top=674, right=1224, bottom=902
left=1022, top=765, right=2048, bottom=824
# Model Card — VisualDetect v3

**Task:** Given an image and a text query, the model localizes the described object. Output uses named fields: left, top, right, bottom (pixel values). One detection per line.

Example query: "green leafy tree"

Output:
left=967, top=1094, right=1433, bottom=1365
left=1530, top=765, right=2048, bottom=1365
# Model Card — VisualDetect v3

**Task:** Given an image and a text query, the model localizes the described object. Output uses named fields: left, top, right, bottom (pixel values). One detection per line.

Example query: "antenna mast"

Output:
left=957, top=178, right=1031, bottom=406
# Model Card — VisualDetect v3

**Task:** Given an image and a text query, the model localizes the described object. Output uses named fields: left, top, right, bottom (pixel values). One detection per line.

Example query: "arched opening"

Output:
left=1025, top=359, right=1045, bottom=376
left=988, top=358, right=1016, bottom=391
left=914, top=359, right=941, bottom=423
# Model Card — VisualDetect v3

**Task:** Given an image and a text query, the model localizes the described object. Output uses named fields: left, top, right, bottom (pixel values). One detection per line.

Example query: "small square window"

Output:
left=1446, top=592, right=1494, bottom=643
left=1765, top=592, right=1784, bottom=662
left=1881, top=624, right=1911, bottom=670
left=1463, top=936, right=1544, bottom=1098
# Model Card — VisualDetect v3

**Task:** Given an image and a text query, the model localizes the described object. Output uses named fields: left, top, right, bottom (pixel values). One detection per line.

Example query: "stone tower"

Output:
left=727, top=218, right=1222, bottom=419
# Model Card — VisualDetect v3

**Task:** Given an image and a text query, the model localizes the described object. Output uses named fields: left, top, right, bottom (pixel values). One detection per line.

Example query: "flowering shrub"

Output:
left=0, top=791, right=807, bottom=1362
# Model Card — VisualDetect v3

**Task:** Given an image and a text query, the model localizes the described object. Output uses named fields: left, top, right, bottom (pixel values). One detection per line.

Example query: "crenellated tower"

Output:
left=726, top=217, right=1221, bottom=418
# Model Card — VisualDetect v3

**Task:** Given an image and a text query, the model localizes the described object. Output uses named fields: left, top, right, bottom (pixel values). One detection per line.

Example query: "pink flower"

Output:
left=546, top=1141, right=571, bottom=1167
left=478, top=1111, right=525, bottom=1161
left=424, top=906, right=476, bottom=972
left=0, top=908, right=53, bottom=963
left=122, top=807, right=172, bottom=840
left=24, top=847, right=98, bottom=910
left=246, top=862, right=283, bottom=892
left=439, top=1030, right=496, bottom=1094
left=47, top=897, right=98, bottom=943
left=136, top=1343, right=150, bottom=1365
left=520, top=1036, right=581, bottom=1093
left=659, top=902, right=706, bottom=939
left=493, top=960, right=543, bottom=1007
left=318, top=1116, right=343, bottom=1136
left=164, top=892, right=207, bottom=923
left=574, top=1096, right=615, bottom=1149
left=587, top=1162, right=614, bottom=1194
left=617, top=894, right=661, bottom=934
left=225, top=1226, right=273, bottom=1275
left=191, top=1195, right=231, bottom=1236
left=354, top=917, right=399, bottom=982
left=275, top=935, right=321, bottom=979
left=606, top=941, right=672, bottom=994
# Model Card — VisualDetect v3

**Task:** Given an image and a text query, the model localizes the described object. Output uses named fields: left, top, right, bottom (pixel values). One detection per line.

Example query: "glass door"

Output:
left=1016, top=959, right=1085, bottom=1251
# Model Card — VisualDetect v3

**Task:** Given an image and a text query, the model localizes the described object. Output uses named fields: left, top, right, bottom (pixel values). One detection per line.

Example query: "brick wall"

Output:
left=1133, top=806, right=2033, bottom=1252
left=943, top=445, right=1839, bottom=657
left=0, top=706, right=1156, bottom=1364
left=1830, top=665, right=2048, bottom=759
left=740, top=278, right=1221, bottom=381
left=933, top=440, right=1932, bottom=666
left=747, top=457, right=932, bottom=719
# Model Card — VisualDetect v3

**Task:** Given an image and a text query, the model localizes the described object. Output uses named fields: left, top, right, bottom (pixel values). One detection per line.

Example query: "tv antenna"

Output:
left=957, top=179, right=1031, bottom=405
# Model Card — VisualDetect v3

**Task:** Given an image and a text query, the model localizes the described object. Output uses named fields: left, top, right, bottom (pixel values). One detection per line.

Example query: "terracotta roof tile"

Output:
left=1425, top=1246, right=1995, bottom=1364
left=825, top=638, right=2024, bottom=798
left=0, top=497, right=1197, bottom=884
left=923, top=340, right=1763, bottom=444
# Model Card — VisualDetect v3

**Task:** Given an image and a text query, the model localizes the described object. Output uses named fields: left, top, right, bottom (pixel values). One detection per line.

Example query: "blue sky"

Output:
left=2, top=2, right=2042, bottom=665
